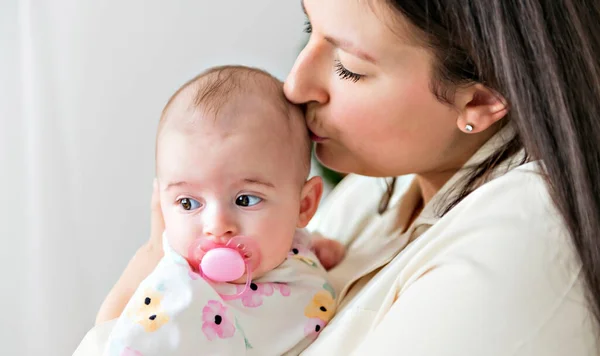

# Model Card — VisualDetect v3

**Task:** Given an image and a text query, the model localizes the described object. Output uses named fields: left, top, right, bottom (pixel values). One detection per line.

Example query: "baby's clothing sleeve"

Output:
left=103, top=230, right=335, bottom=356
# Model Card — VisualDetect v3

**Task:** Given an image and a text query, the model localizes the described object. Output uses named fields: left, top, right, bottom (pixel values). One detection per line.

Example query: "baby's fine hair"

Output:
left=160, top=65, right=294, bottom=123
left=156, top=65, right=311, bottom=180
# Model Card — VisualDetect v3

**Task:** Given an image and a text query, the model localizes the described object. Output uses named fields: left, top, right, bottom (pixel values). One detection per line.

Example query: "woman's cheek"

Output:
left=332, top=92, right=388, bottom=135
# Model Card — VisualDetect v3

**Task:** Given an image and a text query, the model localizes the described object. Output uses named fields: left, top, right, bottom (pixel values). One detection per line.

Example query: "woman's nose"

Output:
left=284, top=40, right=330, bottom=105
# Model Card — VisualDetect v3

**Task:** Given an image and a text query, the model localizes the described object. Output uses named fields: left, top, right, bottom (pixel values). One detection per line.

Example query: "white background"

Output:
left=0, top=1, right=307, bottom=354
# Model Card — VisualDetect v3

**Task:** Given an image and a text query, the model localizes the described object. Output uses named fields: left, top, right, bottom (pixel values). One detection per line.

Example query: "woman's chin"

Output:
left=314, top=146, right=353, bottom=175
left=315, top=146, right=388, bottom=177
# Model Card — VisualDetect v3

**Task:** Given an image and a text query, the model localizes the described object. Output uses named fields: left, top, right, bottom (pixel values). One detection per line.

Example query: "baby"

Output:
left=104, top=66, right=345, bottom=356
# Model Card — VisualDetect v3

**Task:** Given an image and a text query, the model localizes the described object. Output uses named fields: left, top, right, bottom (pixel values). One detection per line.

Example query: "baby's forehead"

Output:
left=167, top=94, right=292, bottom=138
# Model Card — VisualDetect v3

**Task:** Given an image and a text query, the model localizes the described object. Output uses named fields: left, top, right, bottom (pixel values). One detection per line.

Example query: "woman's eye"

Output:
left=236, top=195, right=262, bottom=207
left=334, top=60, right=363, bottom=82
left=303, top=20, right=312, bottom=34
left=179, top=198, right=201, bottom=211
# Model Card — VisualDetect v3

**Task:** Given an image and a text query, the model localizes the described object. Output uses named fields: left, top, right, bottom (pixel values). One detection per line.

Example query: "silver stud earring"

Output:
left=465, top=124, right=474, bottom=132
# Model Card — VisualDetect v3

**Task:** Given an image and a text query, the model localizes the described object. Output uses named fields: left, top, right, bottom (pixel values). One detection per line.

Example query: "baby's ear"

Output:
left=297, top=176, right=323, bottom=228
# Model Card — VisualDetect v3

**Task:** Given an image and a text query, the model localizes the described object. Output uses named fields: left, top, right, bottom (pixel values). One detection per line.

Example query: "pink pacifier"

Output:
left=187, top=236, right=261, bottom=300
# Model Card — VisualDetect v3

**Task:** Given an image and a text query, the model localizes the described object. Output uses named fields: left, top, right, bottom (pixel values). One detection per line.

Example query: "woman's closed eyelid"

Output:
left=334, top=60, right=364, bottom=82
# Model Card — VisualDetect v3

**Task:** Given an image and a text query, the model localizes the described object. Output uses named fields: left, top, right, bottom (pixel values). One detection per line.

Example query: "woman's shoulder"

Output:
left=431, top=161, right=571, bottom=260
left=392, top=163, right=595, bottom=354
left=426, top=161, right=587, bottom=329
left=448, top=160, right=558, bottom=229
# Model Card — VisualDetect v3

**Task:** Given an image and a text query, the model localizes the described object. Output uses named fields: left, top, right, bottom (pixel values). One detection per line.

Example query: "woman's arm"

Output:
left=95, top=180, right=165, bottom=324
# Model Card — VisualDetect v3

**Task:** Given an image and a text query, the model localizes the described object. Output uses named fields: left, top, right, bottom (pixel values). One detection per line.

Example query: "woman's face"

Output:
left=284, top=0, right=476, bottom=177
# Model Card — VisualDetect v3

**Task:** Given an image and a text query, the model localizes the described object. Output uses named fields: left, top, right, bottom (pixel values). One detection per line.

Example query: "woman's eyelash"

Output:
left=303, top=20, right=312, bottom=34
left=334, top=60, right=363, bottom=82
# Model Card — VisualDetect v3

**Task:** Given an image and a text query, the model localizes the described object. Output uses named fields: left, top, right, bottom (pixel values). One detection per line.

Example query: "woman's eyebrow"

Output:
left=301, top=0, right=378, bottom=64
left=324, top=36, right=378, bottom=64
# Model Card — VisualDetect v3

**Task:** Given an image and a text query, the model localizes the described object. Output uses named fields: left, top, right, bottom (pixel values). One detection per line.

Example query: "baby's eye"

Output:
left=179, top=198, right=201, bottom=211
left=236, top=195, right=262, bottom=207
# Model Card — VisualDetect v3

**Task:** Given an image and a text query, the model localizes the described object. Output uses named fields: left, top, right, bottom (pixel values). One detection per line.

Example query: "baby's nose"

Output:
left=202, top=210, right=238, bottom=242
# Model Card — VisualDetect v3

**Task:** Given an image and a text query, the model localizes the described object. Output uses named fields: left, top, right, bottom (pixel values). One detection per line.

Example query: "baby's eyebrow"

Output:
left=165, top=181, right=188, bottom=190
left=243, top=178, right=275, bottom=189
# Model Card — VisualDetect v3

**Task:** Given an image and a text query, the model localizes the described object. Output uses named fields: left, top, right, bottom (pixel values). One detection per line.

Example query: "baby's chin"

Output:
left=230, top=268, right=266, bottom=284
left=230, top=274, right=252, bottom=284
left=230, top=255, right=287, bottom=284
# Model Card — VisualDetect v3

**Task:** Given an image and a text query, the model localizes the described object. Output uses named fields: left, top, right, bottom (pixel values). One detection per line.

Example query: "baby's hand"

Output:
left=311, top=235, right=346, bottom=271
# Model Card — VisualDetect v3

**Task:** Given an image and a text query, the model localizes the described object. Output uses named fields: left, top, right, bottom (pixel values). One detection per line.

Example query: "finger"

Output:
left=319, top=249, right=336, bottom=270
left=334, top=241, right=346, bottom=260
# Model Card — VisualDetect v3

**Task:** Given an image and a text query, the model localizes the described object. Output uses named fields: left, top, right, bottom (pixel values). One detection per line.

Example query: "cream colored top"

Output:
left=301, top=128, right=596, bottom=355
left=75, top=128, right=597, bottom=355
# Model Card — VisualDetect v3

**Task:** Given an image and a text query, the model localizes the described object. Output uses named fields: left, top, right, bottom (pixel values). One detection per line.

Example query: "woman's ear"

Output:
left=454, top=84, right=508, bottom=133
left=297, top=176, right=323, bottom=228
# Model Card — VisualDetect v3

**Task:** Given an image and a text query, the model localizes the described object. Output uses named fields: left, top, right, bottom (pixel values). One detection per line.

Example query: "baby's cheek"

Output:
left=165, top=215, right=197, bottom=257
left=169, top=235, right=189, bottom=258
left=249, top=205, right=298, bottom=276
left=256, top=234, right=294, bottom=276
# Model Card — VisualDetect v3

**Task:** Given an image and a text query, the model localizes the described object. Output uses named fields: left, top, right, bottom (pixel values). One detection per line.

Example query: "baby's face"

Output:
left=157, top=97, right=311, bottom=280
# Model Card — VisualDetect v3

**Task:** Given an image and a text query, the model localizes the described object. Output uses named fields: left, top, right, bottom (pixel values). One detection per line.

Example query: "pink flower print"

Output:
left=202, top=300, right=236, bottom=341
left=121, top=347, right=143, bottom=356
left=304, top=318, right=326, bottom=339
left=273, top=282, right=291, bottom=297
left=236, top=282, right=274, bottom=307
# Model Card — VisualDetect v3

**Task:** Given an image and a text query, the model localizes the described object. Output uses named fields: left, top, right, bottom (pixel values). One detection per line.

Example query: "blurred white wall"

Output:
left=0, top=1, right=306, bottom=355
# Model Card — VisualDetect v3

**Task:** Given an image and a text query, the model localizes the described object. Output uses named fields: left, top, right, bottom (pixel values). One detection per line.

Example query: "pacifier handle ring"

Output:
left=219, top=259, right=252, bottom=301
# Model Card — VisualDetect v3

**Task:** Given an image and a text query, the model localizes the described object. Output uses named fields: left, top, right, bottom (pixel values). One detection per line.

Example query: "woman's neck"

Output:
left=415, top=170, right=458, bottom=206
left=402, top=171, right=457, bottom=231
left=406, top=124, right=502, bottom=226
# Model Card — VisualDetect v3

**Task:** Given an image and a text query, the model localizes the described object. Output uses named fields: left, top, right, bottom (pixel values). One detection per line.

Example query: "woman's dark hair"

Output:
left=382, top=0, right=600, bottom=327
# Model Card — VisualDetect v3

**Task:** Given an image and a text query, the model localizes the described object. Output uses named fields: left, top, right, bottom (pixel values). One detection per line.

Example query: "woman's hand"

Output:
left=95, top=179, right=165, bottom=324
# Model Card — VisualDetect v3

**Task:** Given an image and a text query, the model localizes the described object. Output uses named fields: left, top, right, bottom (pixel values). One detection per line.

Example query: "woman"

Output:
left=95, top=0, right=599, bottom=354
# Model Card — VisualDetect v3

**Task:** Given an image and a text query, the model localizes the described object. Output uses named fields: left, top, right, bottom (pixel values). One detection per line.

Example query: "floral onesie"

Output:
left=104, top=230, right=336, bottom=356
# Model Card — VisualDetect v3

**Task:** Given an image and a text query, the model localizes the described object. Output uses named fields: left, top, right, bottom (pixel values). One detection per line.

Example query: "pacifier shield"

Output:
left=200, top=248, right=245, bottom=282
left=187, top=236, right=261, bottom=281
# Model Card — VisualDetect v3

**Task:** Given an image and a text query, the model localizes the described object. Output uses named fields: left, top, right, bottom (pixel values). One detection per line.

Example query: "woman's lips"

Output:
left=309, top=130, right=328, bottom=143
